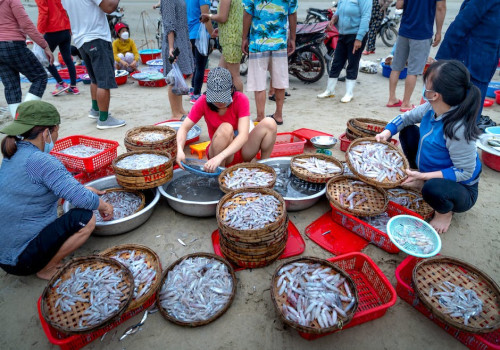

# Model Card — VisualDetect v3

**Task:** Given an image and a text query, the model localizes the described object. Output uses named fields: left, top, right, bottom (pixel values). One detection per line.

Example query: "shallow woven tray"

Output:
left=387, top=187, right=434, bottom=219
left=412, top=256, right=500, bottom=334
left=271, top=256, right=358, bottom=334
left=99, top=188, right=146, bottom=218
left=156, top=253, right=236, bottom=327
left=99, top=244, right=162, bottom=311
left=41, top=256, right=134, bottom=334
left=326, top=175, right=388, bottom=216
left=218, top=162, right=276, bottom=193
left=290, top=154, right=343, bottom=184
left=346, top=137, right=409, bottom=188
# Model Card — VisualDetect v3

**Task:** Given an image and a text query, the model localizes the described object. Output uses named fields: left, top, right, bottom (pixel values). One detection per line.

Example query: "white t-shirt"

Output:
left=61, top=0, right=112, bottom=48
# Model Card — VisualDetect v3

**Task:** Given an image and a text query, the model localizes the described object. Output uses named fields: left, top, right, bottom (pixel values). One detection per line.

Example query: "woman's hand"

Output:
left=44, top=46, right=54, bottom=65
left=203, top=155, right=224, bottom=173
left=86, top=186, right=105, bottom=196
left=242, top=38, right=249, bottom=55
left=130, top=60, right=138, bottom=69
left=98, top=200, right=114, bottom=221
left=121, top=60, right=129, bottom=68
left=200, top=13, right=210, bottom=23
left=402, top=169, right=426, bottom=190
left=176, top=149, right=186, bottom=169
left=375, top=130, right=391, bottom=142
left=352, top=40, right=362, bottom=54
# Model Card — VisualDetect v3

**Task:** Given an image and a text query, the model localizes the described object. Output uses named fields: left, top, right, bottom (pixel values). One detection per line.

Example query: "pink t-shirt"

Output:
left=188, top=92, right=250, bottom=139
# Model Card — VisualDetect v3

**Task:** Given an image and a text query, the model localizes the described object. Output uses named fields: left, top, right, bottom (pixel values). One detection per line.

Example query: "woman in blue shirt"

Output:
left=0, top=101, right=113, bottom=280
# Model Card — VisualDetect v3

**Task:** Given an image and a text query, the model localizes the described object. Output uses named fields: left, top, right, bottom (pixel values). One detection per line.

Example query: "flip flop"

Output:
left=266, top=114, right=283, bottom=125
left=386, top=99, right=403, bottom=108
left=399, top=105, right=416, bottom=112
left=268, top=94, right=288, bottom=101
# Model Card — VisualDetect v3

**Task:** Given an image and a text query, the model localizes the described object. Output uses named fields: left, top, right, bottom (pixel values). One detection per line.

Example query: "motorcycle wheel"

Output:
left=304, top=15, right=321, bottom=24
left=290, top=46, right=325, bottom=83
left=381, top=26, right=398, bottom=47
left=240, top=54, right=248, bottom=76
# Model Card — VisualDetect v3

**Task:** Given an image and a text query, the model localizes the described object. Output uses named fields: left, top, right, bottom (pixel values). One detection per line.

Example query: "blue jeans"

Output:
left=190, top=38, right=208, bottom=95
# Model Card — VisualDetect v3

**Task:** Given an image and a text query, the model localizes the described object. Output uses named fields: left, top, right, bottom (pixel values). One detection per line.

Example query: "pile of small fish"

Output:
left=348, top=141, right=405, bottom=182
left=387, top=188, right=424, bottom=209
left=110, top=250, right=156, bottom=300
left=131, top=131, right=168, bottom=143
left=159, top=257, right=233, bottom=322
left=52, top=266, right=128, bottom=328
left=338, top=181, right=371, bottom=210
left=59, top=145, right=103, bottom=158
left=429, top=281, right=483, bottom=325
left=223, top=168, right=274, bottom=190
left=222, top=192, right=280, bottom=230
left=293, top=157, right=342, bottom=175
left=277, top=262, right=356, bottom=328
left=392, top=223, right=435, bottom=254
left=358, top=212, right=390, bottom=233
left=94, top=190, right=143, bottom=222
left=342, top=162, right=353, bottom=176
left=116, top=154, right=170, bottom=170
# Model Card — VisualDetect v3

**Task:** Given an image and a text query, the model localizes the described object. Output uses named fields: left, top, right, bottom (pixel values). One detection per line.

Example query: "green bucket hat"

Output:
left=0, top=101, right=60, bottom=136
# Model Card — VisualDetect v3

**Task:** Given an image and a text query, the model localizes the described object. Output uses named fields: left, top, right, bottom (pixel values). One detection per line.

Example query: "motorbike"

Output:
left=377, top=4, right=402, bottom=47
left=304, top=1, right=336, bottom=23
left=107, top=6, right=124, bottom=39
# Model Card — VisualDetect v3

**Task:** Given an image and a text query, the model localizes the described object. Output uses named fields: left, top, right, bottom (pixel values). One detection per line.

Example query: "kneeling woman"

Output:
left=0, top=101, right=113, bottom=280
left=176, top=67, right=277, bottom=171
left=376, top=60, right=482, bottom=234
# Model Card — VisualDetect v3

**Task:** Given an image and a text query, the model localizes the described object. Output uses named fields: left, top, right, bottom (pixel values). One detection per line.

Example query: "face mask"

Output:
left=44, top=131, right=54, bottom=153
left=422, top=85, right=436, bottom=103
left=121, top=31, right=129, bottom=40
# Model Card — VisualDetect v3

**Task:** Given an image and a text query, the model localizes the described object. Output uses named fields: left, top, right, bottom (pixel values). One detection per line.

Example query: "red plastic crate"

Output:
left=292, top=128, right=333, bottom=145
left=395, top=256, right=500, bottom=349
left=38, top=292, right=156, bottom=350
left=203, top=69, right=210, bottom=83
left=256, top=133, right=307, bottom=159
left=298, top=252, right=397, bottom=340
left=339, top=133, right=399, bottom=152
left=73, top=164, right=115, bottom=184
left=51, top=135, right=118, bottom=173
left=330, top=201, right=423, bottom=254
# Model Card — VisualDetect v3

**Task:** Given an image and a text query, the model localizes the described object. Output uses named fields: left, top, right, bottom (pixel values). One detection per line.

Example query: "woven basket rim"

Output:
left=387, top=187, right=434, bottom=218
left=41, top=256, right=134, bottom=334
left=99, top=244, right=162, bottom=311
left=290, top=154, right=344, bottom=184
left=270, top=256, right=358, bottom=334
left=156, top=253, right=236, bottom=327
left=124, top=125, right=176, bottom=146
left=218, top=162, right=277, bottom=193
left=345, top=137, right=409, bottom=188
left=412, top=256, right=500, bottom=334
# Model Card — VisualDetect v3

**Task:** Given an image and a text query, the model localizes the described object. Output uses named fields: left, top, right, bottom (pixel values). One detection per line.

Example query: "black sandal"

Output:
left=266, top=114, right=283, bottom=125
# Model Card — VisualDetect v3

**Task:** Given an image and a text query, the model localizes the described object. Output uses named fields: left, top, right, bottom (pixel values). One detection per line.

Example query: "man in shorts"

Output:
left=62, top=0, right=126, bottom=129
left=386, top=0, right=446, bottom=112
left=242, top=0, right=297, bottom=125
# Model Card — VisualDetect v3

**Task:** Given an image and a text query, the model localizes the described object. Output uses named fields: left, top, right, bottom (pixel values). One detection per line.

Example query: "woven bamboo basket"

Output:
left=412, top=256, right=500, bottom=334
left=345, top=128, right=358, bottom=140
left=349, top=118, right=387, bottom=136
left=290, top=154, right=343, bottom=184
left=41, top=256, right=134, bottom=334
left=112, top=150, right=173, bottom=190
left=346, top=137, right=409, bottom=188
left=99, top=188, right=146, bottom=219
left=99, top=244, right=162, bottom=311
left=387, top=187, right=434, bottom=219
left=218, top=162, right=276, bottom=193
left=124, top=125, right=177, bottom=159
left=271, top=256, right=358, bottom=334
left=326, top=175, right=388, bottom=216
left=156, top=253, right=236, bottom=327
left=216, top=188, right=288, bottom=268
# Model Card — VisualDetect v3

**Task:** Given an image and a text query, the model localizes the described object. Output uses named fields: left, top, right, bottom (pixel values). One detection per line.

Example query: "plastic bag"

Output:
left=166, top=63, right=190, bottom=95
left=32, top=43, right=49, bottom=67
left=195, top=24, right=209, bottom=56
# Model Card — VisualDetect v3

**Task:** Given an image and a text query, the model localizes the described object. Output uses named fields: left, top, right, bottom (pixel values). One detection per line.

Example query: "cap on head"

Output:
left=114, top=22, right=129, bottom=35
left=205, top=67, right=233, bottom=105
left=0, top=101, right=60, bottom=136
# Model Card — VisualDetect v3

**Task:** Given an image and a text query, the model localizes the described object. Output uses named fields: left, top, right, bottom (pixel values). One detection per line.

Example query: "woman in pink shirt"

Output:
left=176, top=67, right=277, bottom=172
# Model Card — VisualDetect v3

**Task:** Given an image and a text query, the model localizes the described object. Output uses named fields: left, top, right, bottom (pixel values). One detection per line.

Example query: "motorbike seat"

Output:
left=296, top=22, right=328, bottom=35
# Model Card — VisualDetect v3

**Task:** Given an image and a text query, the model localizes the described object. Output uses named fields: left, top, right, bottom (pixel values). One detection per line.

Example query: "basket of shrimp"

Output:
left=99, top=244, right=162, bottom=311
left=93, top=188, right=145, bottom=222
left=124, top=125, right=177, bottom=160
left=412, top=256, right=500, bottom=334
left=216, top=188, right=288, bottom=268
left=218, top=162, right=276, bottom=193
left=40, top=256, right=134, bottom=334
left=346, top=137, right=409, bottom=188
left=156, top=253, right=237, bottom=327
left=290, top=154, right=343, bottom=184
left=346, top=118, right=388, bottom=138
left=387, top=187, right=434, bottom=219
left=112, top=150, right=173, bottom=190
left=271, top=256, right=358, bottom=335
left=326, top=175, right=388, bottom=217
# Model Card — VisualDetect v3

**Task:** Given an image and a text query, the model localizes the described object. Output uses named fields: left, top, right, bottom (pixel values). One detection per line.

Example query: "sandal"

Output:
left=386, top=99, right=403, bottom=108
left=266, top=114, right=283, bottom=125
left=399, top=105, right=416, bottom=112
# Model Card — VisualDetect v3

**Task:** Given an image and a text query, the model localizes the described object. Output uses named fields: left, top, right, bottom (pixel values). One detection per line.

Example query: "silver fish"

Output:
left=222, top=192, right=280, bottom=230
left=59, top=145, right=103, bottom=158
left=94, top=191, right=143, bottom=222
left=293, top=157, right=342, bottom=175
left=131, top=132, right=167, bottom=143
left=432, top=281, right=483, bottom=325
left=224, top=168, right=274, bottom=190
left=348, top=142, right=405, bottom=182
left=116, top=154, right=170, bottom=170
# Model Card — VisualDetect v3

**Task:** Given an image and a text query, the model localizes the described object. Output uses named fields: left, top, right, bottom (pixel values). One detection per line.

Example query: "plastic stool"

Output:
left=189, top=141, right=210, bottom=159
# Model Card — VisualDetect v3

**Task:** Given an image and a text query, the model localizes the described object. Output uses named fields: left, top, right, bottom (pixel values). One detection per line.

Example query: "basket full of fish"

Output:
left=412, top=256, right=500, bottom=334
left=346, top=138, right=409, bottom=188
left=290, top=154, right=343, bottom=184
left=112, top=150, right=173, bottom=190
left=216, top=188, right=288, bottom=268
left=124, top=125, right=177, bottom=159
left=271, top=256, right=358, bottom=335
left=99, top=244, right=162, bottom=311
left=40, top=256, right=134, bottom=334
left=387, top=187, right=434, bottom=219
left=94, top=188, right=145, bottom=222
left=157, top=253, right=236, bottom=327
left=218, top=162, right=276, bottom=193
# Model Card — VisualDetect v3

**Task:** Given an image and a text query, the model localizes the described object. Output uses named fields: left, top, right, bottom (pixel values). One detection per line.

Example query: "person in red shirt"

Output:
left=35, top=0, right=79, bottom=96
left=176, top=67, right=278, bottom=172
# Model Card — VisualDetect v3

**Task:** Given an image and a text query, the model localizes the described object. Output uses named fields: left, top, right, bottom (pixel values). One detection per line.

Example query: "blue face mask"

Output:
left=44, top=131, right=54, bottom=153
left=422, top=85, right=436, bottom=103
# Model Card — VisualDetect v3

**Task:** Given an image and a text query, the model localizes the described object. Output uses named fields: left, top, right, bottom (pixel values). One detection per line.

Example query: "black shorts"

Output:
left=0, top=209, right=93, bottom=276
left=78, top=39, right=117, bottom=89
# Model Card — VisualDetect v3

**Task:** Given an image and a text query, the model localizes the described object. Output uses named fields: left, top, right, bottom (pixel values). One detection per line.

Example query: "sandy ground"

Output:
left=0, top=1, right=499, bottom=349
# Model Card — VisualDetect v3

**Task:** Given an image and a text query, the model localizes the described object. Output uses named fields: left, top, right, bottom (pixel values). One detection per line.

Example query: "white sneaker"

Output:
left=97, top=115, right=126, bottom=129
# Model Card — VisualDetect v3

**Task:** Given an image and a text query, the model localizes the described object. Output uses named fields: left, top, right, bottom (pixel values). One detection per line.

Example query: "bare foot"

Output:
left=36, top=263, right=63, bottom=280
left=430, top=211, right=453, bottom=234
